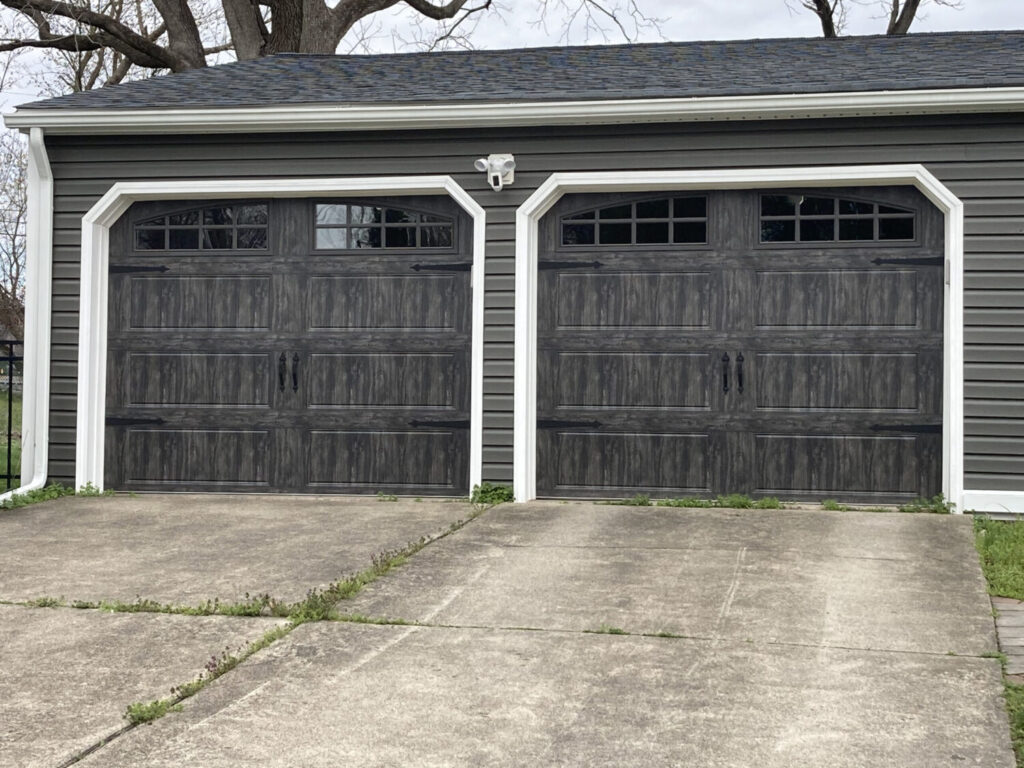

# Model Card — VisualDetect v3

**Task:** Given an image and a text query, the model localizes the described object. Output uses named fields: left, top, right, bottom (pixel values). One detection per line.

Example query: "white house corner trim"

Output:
left=1, top=128, right=54, bottom=502
left=75, top=176, right=486, bottom=493
left=513, top=165, right=966, bottom=510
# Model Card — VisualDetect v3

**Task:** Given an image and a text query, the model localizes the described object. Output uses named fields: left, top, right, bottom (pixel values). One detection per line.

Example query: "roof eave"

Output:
left=7, top=86, right=1024, bottom=134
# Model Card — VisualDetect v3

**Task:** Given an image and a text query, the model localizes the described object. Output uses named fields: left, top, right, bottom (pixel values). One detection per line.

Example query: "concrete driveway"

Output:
left=0, top=496, right=1014, bottom=767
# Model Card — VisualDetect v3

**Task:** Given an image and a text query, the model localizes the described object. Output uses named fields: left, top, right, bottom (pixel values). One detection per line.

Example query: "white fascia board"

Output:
left=76, top=176, right=485, bottom=492
left=7, top=86, right=1024, bottom=135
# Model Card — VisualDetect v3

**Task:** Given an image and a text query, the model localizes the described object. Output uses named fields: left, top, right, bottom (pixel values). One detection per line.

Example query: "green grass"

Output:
left=616, top=493, right=782, bottom=510
left=1006, top=680, right=1024, bottom=765
left=0, top=482, right=113, bottom=511
left=975, top=518, right=1024, bottom=601
left=470, top=482, right=514, bottom=509
left=897, top=494, right=955, bottom=514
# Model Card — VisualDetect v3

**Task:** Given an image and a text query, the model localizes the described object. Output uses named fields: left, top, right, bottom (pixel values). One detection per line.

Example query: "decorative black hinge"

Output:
left=105, top=416, right=166, bottom=427
left=870, top=257, right=943, bottom=266
left=537, top=418, right=602, bottom=429
left=411, top=263, right=471, bottom=272
left=109, top=264, right=170, bottom=274
left=408, top=419, right=470, bottom=429
left=538, top=260, right=603, bottom=270
left=870, top=423, right=942, bottom=434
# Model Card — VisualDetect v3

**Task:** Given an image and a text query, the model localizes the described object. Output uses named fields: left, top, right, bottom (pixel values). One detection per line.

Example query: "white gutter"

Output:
left=5, top=86, right=1024, bottom=135
left=1, top=127, right=53, bottom=501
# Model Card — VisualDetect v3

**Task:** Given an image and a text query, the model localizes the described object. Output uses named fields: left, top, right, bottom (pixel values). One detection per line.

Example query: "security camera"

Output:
left=474, top=154, right=516, bottom=192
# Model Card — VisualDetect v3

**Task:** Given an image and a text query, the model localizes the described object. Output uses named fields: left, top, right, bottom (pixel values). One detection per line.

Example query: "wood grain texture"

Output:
left=538, top=187, right=943, bottom=501
left=106, top=196, right=472, bottom=494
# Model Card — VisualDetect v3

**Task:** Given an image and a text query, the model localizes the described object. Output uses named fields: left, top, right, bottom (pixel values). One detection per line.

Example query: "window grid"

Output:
left=561, top=197, right=708, bottom=247
left=135, top=203, right=269, bottom=251
left=314, top=204, right=454, bottom=250
left=760, top=195, right=915, bottom=243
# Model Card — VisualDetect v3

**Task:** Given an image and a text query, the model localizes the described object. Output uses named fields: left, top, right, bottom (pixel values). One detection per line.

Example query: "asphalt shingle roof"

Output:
left=19, top=30, right=1024, bottom=111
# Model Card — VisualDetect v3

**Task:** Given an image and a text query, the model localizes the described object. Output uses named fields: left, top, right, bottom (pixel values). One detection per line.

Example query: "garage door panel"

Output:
left=307, top=353, right=462, bottom=409
left=552, top=272, right=713, bottom=329
left=548, top=352, right=712, bottom=410
left=539, top=431, right=713, bottom=495
left=755, top=270, right=920, bottom=328
left=125, top=352, right=272, bottom=408
left=305, top=430, right=464, bottom=490
left=119, top=428, right=271, bottom=487
left=306, top=274, right=460, bottom=331
left=127, top=275, right=272, bottom=330
left=754, top=352, right=923, bottom=412
left=754, top=434, right=922, bottom=496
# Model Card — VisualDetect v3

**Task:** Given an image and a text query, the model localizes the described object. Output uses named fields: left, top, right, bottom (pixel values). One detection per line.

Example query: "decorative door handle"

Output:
left=736, top=353, right=744, bottom=394
left=722, top=353, right=730, bottom=393
left=278, top=353, right=287, bottom=392
left=291, top=353, right=299, bottom=392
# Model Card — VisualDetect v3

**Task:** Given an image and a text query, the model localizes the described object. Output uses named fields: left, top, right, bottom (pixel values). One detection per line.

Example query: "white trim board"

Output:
left=963, top=491, right=1024, bottom=516
left=76, top=176, right=486, bottom=493
left=6, top=86, right=1024, bottom=135
left=513, top=165, right=965, bottom=510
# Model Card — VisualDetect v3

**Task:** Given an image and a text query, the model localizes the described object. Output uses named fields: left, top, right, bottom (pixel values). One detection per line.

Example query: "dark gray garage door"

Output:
left=538, top=187, right=944, bottom=502
left=106, top=196, right=471, bottom=495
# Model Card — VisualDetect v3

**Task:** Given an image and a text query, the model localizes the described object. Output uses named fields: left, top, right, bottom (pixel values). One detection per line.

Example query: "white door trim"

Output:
left=76, top=176, right=486, bottom=493
left=514, top=165, right=965, bottom=510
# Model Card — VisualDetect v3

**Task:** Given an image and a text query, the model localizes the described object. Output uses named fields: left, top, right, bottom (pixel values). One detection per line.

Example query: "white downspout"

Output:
left=1, top=127, right=53, bottom=501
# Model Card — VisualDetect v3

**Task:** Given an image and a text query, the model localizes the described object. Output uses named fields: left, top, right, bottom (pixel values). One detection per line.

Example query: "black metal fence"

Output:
left=0, top=340, right=23, bottom=491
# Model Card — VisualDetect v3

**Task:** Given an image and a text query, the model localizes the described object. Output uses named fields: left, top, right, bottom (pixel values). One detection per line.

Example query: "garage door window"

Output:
left=134, top=203, right=269, bottom=251
left=760, top=195, right=915, bottom=244
left=314, top=203, right=454, bottom=250
left=561, top=196, right=707, bottom=246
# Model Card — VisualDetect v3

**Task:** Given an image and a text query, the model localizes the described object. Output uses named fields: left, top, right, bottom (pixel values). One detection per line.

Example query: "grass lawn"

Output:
left=0, top=391, right=21, bottom=489
left=975, top=517, right=1024, bottom=765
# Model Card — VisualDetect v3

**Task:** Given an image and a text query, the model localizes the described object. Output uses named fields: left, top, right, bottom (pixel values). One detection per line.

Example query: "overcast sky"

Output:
left=3, top=0, right=1023, bottom=109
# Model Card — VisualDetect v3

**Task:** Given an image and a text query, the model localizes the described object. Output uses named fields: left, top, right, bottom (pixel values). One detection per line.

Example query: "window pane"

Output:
left=420, top=225, right=453, bottom=248
left=761, top=220, right=795, bottom=242
left=761, top=195, right=795, bottom=216
left=204, top=207, right=233, bottom=225
left=168, top=211, right=198, bottom=226
left=673, top=221, right=706, bottom=243
left=135, top=228, right=166, bottom=250
left=636, top=222, right=669, bottom=244
left=879, top=217, right=915, bottom=240
left=316, top=204, right=347, bottom=225
left=384, top=227, right=416, bottom=248
left=385, top=208, right=418, bottom=224
left=599, top=222, right=632, bottom=244
left=839, top=199, right=873, bottom=215
left=349, top=206, right=382, bottom=225
left=599, top=204, right=632, bottom=220
left=800, top=219, right=835, bottom=242
left=350, top=227, right=382, bottom=248
left=838, top=219, right=874, bottom=241
left=237, top=204, right=268, bottom=225
left=203, top=228, right=232, bottom=249
left=419, top=212, right=447, bottom=223
left=878, top=204, right=910, bottom=215
left=566, top=210, right=595, bottom=221
left=562, top=223, right=595, bottom=246
left=636, top=199, right=670, bottom=219
left=800, top=197, right=834, bottom=216
left=315, top=228, right=348, bottom=249
left=168, top=229, right=199, bottom=249
left=236, top=227, right=268, bottom=249
left=674, top=197, right=707, bottom=218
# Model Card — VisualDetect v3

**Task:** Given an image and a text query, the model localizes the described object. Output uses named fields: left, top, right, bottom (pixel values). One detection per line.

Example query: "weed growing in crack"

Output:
left=26, top=596, right=64, bottom=608
left=585, top=624, right=629, bottom=635
left=470, top=483, right=514, bottom=509
left=616, top=494, right=782, bottom=510
left=376, top=492, right=399, bottom=502
left=822, top=499, right=850, bottom=511
left=898, top=494, right=955, bottom=514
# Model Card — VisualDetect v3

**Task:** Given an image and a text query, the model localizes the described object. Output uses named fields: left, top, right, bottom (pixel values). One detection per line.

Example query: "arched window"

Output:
left=314, top=203, right=454, bottom=249
left=760, top=195, right=915, bottom=243
left=134, top=203, right=268, bottom=251
left=560, top=196, right=708, bottom=247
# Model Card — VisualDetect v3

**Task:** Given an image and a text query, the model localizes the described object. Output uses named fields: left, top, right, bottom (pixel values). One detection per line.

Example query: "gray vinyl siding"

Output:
left=43, top=113, right=1024, bottom=492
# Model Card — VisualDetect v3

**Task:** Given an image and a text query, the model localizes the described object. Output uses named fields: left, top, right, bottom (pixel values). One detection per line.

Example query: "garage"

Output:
left=104, top=196, right=472, bottom=495
left=536, top=187, right=944, bottom=502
